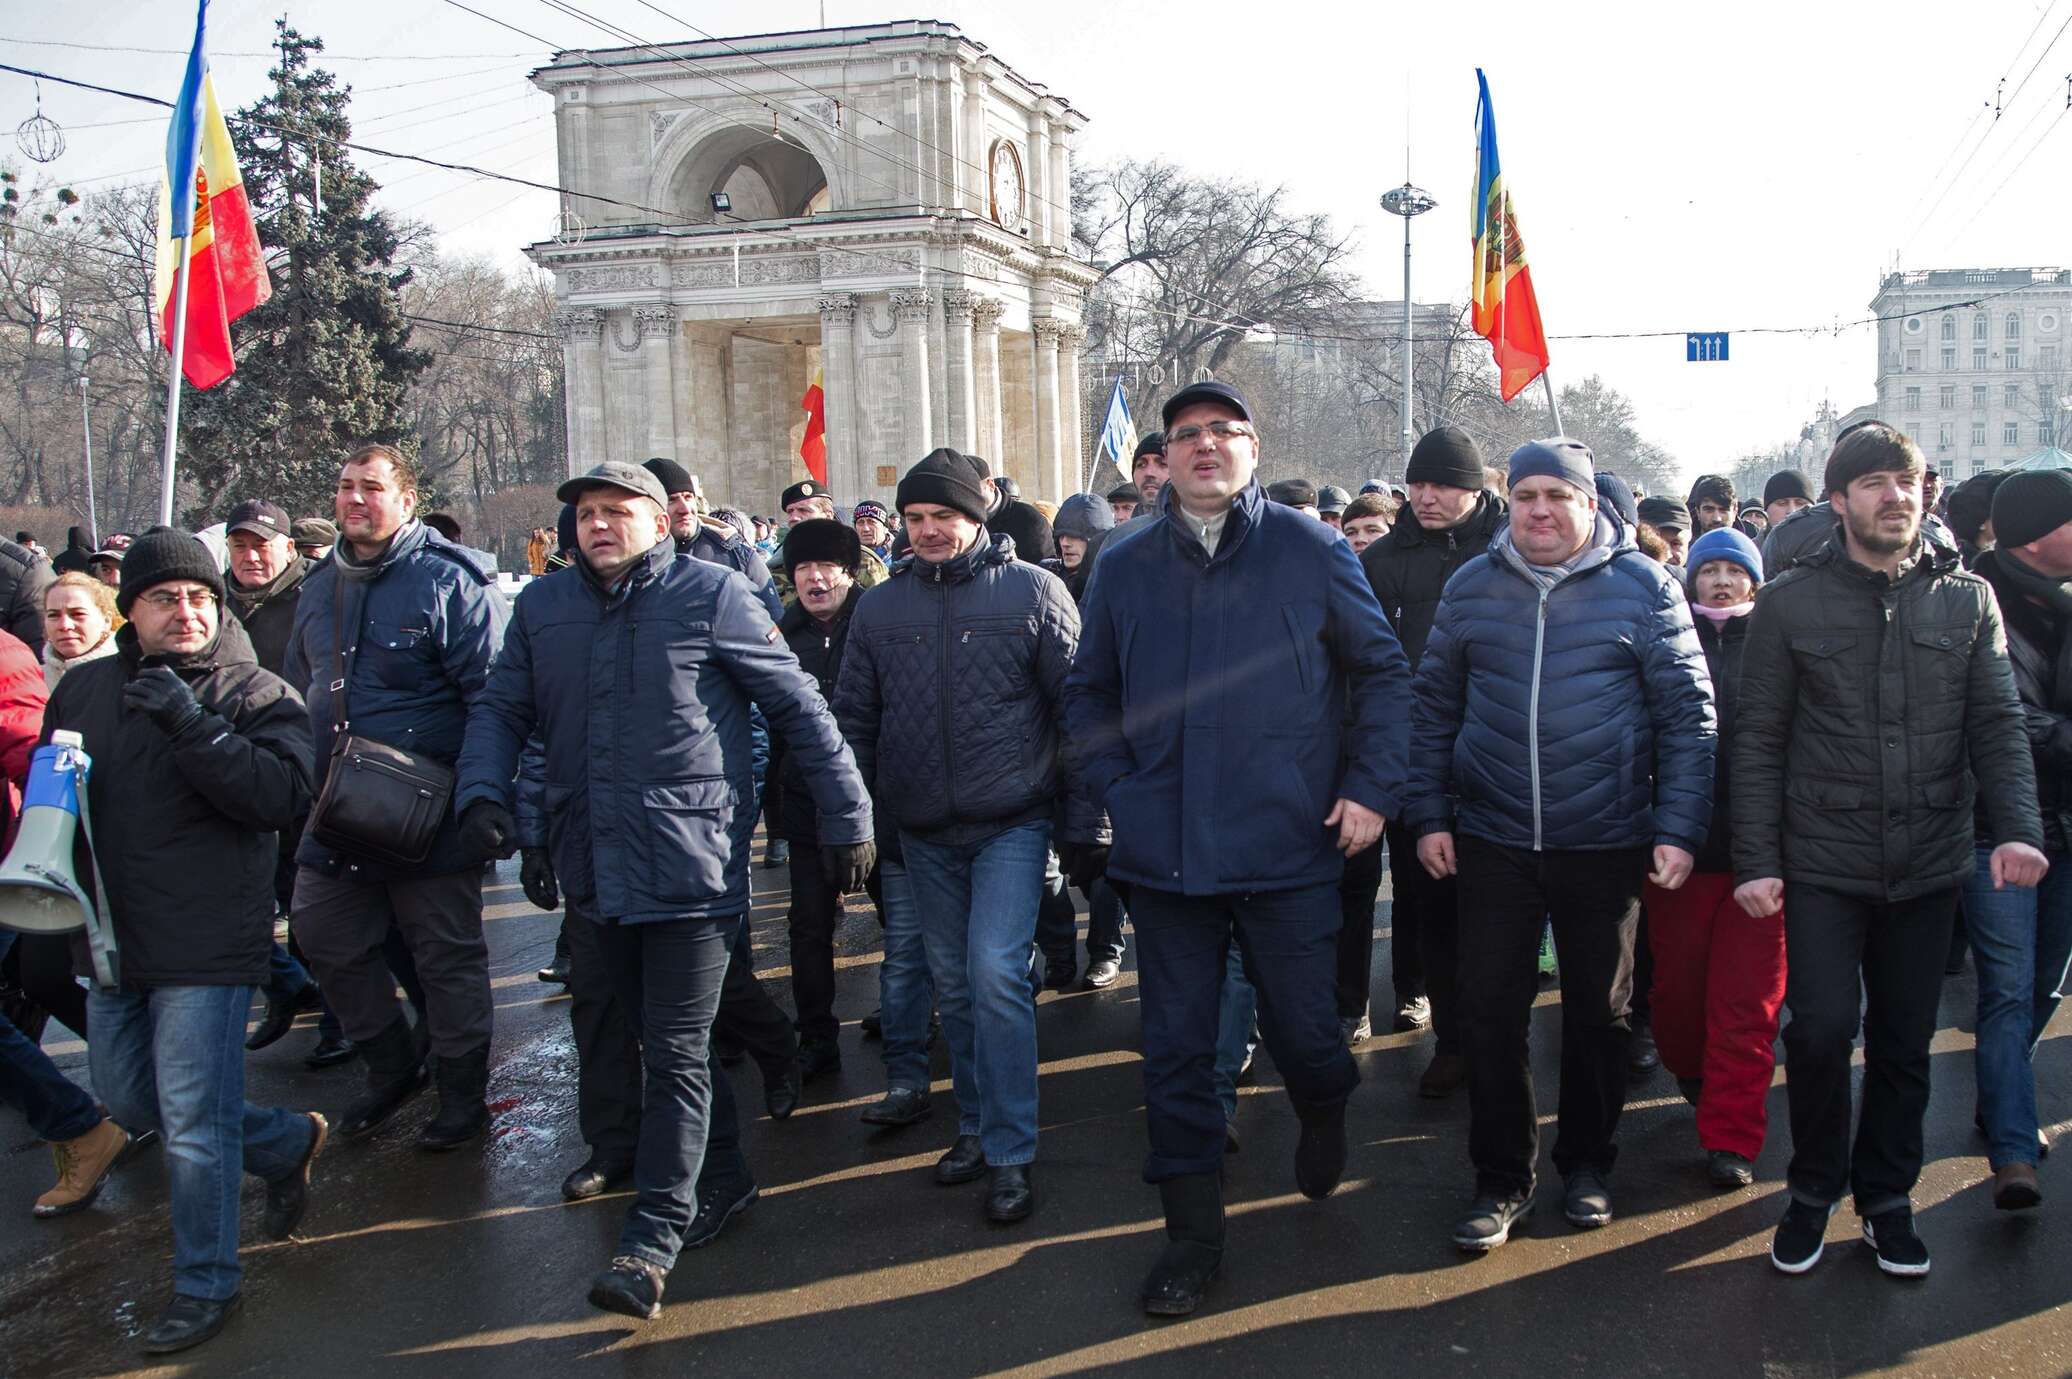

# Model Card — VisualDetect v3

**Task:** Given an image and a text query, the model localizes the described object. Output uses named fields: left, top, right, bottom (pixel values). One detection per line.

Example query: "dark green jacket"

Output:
left=1731, top=533, right=2043, bottom=901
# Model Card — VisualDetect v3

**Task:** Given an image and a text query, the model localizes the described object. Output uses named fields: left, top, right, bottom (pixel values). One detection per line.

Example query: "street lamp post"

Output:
left=76, top=374, right=97, bottom=547
left=1380, top=183, right=1437, bottom=476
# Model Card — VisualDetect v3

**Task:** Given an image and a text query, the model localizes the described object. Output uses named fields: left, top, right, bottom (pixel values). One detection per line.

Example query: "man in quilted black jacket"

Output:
left=833, top=449, right=1102, bottom=1229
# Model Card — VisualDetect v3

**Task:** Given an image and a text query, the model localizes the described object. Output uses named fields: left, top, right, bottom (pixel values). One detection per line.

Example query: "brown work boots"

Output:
left=33, top=1117, right=129, bottom=1218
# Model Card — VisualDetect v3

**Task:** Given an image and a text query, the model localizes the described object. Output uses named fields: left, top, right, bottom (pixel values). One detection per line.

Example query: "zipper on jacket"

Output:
left=1529, top=586, right=1549, bottom=852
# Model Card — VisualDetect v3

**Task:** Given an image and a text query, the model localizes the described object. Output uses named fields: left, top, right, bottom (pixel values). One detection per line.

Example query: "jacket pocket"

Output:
left=1788, top=633, right=1861, bottom=709
left=1785, top=777, right=1864, bottom=810
left=362, top=620, right=433, bottom=692
left=1908, top=625, right=1972, bottom=701
left=639, top=777, right=736, bottom=906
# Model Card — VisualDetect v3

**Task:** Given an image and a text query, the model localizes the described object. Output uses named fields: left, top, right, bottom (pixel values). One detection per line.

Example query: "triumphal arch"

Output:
left=528, top=20, right=1098, bottom=512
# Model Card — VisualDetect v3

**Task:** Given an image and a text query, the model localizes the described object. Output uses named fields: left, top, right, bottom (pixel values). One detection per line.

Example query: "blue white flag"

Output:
left=1094, top=376, right=1137, bottom=476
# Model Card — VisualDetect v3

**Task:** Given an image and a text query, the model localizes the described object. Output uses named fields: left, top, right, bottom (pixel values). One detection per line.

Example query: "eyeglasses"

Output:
left=1166, top=420, right=1256, bottom=446
left=138, top=589, right=216, bottom=612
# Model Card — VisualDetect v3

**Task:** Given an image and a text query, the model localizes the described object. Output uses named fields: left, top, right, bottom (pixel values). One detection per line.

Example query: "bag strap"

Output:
left=329, top=574, right=362, bottom=738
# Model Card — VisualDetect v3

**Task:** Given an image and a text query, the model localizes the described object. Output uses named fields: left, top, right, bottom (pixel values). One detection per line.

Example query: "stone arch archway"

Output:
left=648, top=111, right=843, bottom=224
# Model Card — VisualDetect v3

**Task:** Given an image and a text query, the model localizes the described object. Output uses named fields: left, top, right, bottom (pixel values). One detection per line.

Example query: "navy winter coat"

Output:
left=456, top=541, right=870, bottom=924
left=833, top=533, right=1097, bottom=847
left=1403, top=514, right=1717, bottom=854
left=1065, top=481, right=1413, bottom=896
left=282, top=520, right=508, bottom=880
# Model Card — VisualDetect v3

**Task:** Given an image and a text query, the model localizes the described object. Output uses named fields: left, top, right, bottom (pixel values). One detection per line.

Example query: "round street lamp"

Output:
left=1380, top=184, right=1437, bottom=474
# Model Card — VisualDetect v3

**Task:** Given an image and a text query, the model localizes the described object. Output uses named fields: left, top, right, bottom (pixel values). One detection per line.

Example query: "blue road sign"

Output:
left=1686, top=332, right=1730, bottom=362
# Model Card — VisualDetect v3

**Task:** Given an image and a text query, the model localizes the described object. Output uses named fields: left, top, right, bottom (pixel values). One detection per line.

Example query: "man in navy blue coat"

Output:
left=1065, top=381, right=1413, bottom=1317
left=1404, top=437, right=1716, bottom=1254
left=455, top=462, right=873, bottom=1321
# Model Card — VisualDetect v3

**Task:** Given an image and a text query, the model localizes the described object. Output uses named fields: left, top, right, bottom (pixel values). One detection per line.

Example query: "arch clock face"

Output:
left=989, top=139, right=1026, bottom=233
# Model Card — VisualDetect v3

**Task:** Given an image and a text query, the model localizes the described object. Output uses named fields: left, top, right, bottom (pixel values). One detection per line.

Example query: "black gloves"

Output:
left=520, top=847, right=559, bottom=912
left=123, top=667, right=205, bottom=739
left=458, top=800, right=519, bottom=862
left=1059, top=843, right=1110, bottom=894
left=821, top=839, right=877, bottom=894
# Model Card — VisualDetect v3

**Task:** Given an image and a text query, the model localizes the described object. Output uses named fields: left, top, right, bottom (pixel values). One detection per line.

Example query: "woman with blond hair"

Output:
left=42, top=572, right=119, bottom=690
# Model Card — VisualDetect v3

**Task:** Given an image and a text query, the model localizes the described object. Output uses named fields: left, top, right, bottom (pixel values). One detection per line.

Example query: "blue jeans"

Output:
left=1212, top=945, right=1257, bottom=1122
left=1963, top=844, right=2072, bottom=1169
left=589, top=914, right=735, bottom=1271
left=0, top=934, right=99, bottom=1141
left=88, top=984, right=315, bottom=1300
left=902, top=820, right=1050, bottom=1166
left=877, top=860, right=934, bottom=1093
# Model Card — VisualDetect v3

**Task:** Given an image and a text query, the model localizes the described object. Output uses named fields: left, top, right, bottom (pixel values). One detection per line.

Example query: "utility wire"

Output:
left=0, top=36, right=529, bottom=60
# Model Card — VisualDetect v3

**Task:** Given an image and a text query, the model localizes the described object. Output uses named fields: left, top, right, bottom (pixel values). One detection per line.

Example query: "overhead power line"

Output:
left=0, top=36, right=530, bottom=60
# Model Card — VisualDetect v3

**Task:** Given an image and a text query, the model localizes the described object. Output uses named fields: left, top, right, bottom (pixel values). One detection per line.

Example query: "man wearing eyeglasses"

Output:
left=284, top=444, right=510, bottom=1154
left=43, top=528, right=322, bottom=1354
left=1064, top=380, right=1413, bottom=1317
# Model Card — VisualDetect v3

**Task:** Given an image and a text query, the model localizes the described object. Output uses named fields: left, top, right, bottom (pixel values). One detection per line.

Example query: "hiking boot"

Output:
left=589, top=1256, right=664, bottom=1319
left=32, top=1118, right=129, bottom=1218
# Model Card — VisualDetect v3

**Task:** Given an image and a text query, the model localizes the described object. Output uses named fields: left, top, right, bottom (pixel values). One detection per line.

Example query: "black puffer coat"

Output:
left=834, top=533, right=1097, bottom=845
left=1360, top=491, right=1505, bottom=668
left=1691, top=610, right=1749, bottom=874
left=0, top=537, right=52, bottom=658
left=1732, top=534, right=2043, bottom=900
left=226, top=555, right=311, bottom=676
left=47, top=616, right=313, bottom=988
left=1974, top=548, right=2072, bottom=853
left=768, top=585, right=861, bottom=846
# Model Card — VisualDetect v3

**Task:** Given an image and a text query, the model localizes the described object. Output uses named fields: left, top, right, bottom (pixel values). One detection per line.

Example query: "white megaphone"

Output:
left=0, top=730, right=118, bottom=988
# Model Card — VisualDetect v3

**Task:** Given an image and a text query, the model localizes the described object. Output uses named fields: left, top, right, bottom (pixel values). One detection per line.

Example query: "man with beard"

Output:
left=1735, top=422, right=2045, bottom=1278
left=1687, top=475, right=1738, bottom=536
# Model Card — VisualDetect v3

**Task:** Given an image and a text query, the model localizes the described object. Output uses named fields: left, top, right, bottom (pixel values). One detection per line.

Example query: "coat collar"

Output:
left=1159, top=478, right=1265, bottom=565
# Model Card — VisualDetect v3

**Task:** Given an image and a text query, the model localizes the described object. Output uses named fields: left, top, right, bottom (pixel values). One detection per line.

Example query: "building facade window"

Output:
left=1973, top=421, right=1988, bottom=446
left=2008, top=383, right=2023, bottom=407
left=1907, top=348, right=1923, bottom=370
left=1975, top=314, right=1989, bottom=341
left=1975, top=348, right=1989, bottom=370
left=2044, top=345, right=2060, bottom=370
left=1945, top=348, right=1958, bottom=370
left=2008, top=347, right=2022, bottom=370
left=1906, top=385, right=1922, bottom=409
left=1943, top=316, right=1957, bottom=341
left=1940, top=384, right=1956, bottom=408
left=1938, top=422, right=1953, bottom=450
left=2006, top=421, right=2022, bottom=445
left=2008, top=311, right=2023, bottom=340
left=1974, top=384, right=1989, bottom=409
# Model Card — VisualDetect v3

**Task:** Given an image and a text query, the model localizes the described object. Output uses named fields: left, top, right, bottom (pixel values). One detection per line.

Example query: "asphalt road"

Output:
left=5, top=855, right=2071, bottom=1379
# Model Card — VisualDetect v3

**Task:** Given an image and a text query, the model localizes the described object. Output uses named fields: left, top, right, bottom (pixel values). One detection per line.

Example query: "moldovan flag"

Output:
left=154, top=0, right=270, bottom=390
left=799, top=370, right=828, bottom=485
left=1470, top=70, right=1551, bottom=402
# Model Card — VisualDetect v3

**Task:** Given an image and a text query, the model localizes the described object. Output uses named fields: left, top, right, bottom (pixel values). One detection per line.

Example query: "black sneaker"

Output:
left=1453, top=1192, right=1533, bottom=1252
left=1563, top=1170, right=1613, bottom=1228
left=1770, top=1199, right=1835, bottom=1275
left=682, top=1179, right=758, bottom=1250
left=1862, top=1206, right=1931, bottom=1278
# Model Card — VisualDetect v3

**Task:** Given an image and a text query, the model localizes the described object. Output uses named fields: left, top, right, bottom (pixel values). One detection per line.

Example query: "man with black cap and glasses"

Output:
left=457, top=461, right=873, bottom=1320
left=1065, top=380, right=1412, bottom=1316
left=1360, top=425, right=1507, bottom=1098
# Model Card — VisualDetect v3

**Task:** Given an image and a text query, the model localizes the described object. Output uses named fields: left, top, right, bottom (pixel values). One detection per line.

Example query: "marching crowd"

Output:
left=2, top=381, right=2069, bottom=1353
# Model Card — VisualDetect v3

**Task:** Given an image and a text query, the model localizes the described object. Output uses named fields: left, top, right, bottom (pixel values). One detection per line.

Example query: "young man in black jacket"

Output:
left=1360, top=426, right=1505, bottom=1096
left=1734, top=423, right=2047, bottom=1278
left=48, top=529, right=323, bottom=1355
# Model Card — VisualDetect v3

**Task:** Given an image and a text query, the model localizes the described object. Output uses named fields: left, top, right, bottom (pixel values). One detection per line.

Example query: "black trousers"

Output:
left=1334, top=841, right=1384, bottom=1019
left=1455, top=836, right=1644, bottom=1196
left=1386, top=826, right=1461, bottom=1054
left=786, top=848, right=845, bottom=1049
left=1035, top=849, right=1078, bottom=969
left=1782, top=883, right=1958, bottom=1214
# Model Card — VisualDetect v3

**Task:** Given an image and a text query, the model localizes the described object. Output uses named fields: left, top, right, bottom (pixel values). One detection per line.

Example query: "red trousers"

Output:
left=1644, top=873, right=1787, bottom=1160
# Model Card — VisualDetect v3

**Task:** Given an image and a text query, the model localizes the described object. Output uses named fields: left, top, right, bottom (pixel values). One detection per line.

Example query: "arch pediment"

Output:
left=646, top=106, right=845, bottom=224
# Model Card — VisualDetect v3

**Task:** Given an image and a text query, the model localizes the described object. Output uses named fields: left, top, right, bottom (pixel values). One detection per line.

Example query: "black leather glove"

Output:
left=458, top=800, right=519, bottom=862
left=821, top=839, right=877, bottom=894
left=122, top=666, right=205, bottom=739
left=1060, top=843, right=1110, bottom=894
left=520, top=846, right=559, bottom=911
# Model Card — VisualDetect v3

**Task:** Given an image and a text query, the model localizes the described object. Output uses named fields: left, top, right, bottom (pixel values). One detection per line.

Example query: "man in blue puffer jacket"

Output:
left=454, top=462, right=872, bottom=1320
left=1404, top=437, right=1716, bottom=1254
left=283, top=444, right=508, bottom=1153
left=1065, top=380, right=1413, bottom=1318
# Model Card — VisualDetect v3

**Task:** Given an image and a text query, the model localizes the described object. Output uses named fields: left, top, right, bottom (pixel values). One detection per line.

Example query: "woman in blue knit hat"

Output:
left=1645, top=524, right=1786, bottom=1191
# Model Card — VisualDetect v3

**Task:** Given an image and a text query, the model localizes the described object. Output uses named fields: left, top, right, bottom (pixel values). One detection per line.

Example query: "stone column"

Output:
left=1031, top=317, right=1064, bottom=500
left=635, top=303, right=678, bottom=463
left=1048, top=120, right=1071, bottom=251
left=817, top=293, right=858, bottom=497
left=972, top=297, right=1005, bottom=462
left=1024, top=110, right=1051, bottom=248
left=555, top=306, right=606, bottom=476
left=892, top=289, right=934, bottom=462
left=941, top=290, right=979, bottom=455
left=961, top=67, right=989, bottom=212
left=1058, top=323, right=1086, bottom=494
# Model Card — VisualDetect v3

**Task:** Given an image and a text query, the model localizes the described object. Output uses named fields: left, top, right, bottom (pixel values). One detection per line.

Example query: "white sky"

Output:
left=6, top=0, right=2070, bottom=482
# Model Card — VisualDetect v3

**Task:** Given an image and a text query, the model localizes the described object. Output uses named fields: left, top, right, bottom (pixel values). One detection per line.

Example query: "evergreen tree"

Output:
left=177, top=22, right=430, bottom=523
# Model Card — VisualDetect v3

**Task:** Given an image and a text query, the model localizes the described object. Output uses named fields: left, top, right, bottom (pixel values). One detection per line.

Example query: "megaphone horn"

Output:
left=0, top=732, right=118, bottom=987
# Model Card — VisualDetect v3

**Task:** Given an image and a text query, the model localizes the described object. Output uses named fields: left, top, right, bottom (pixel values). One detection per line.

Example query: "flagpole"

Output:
left=158, top=238, right=193, bottom=527
left=1540, top=370, right=1563, bottom=437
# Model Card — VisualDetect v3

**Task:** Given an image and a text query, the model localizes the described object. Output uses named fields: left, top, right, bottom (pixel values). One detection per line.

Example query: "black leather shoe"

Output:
left=860, top=1085, right=932, bottom=1127
left=1043, top=959, right=1078, bottom=991
left=682, top=1178, right=758, bottom=1249
left=798, top=1040, right=841, bottom=1083
left=1294, top=1100, right=1348, bottom=1200
left=561, top=1156, right=634, bottom=1202
left=588, top=1256, right=664, bottom=1320
left=304, top=1033, right=357, bottom=1069
left=337, top=1019, right=430, bottom=1140
left=985, top=1164, right=1033, bottom=1222
left=141, top=1293, right=241, bottom=1354
left=245, top=986, right=306, bottom=1051
left=537, top=961, right=571, bottom=986
left=1628, top=1022, right=1661, bottom=1079
left=860, top=1009, right=883, bottom=1039
left=1084, top=959, right=1122, bottom=989
left=264, top=1113, right=327, bottom=1241
left=764, top=1059, right=802, bottom=1120
left=117, top=1127, right=161, bottom=1165
left=936, top=1134, right=986, bottom=1184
